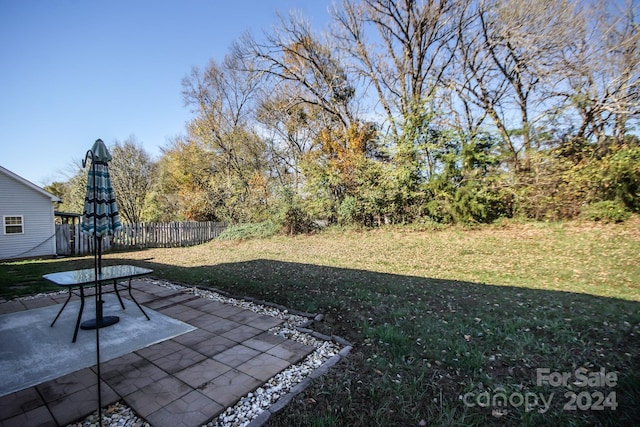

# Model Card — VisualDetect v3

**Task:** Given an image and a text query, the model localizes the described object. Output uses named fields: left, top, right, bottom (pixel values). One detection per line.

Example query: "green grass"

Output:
left=2, top=218, right=639, bottom=426
left=0, top=257, right=94, bottom=299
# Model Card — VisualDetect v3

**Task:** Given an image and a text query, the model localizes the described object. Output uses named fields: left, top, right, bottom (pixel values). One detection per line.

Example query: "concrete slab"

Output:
left=0, top=295, right=195, bottom=397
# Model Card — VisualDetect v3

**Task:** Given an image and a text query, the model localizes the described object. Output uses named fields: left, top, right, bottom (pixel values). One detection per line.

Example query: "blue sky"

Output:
left=0, top=0, right=333, bottom=187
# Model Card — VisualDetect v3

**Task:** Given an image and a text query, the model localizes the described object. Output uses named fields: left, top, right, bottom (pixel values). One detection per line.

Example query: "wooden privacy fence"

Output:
left=55, top=221, right=226, bottom=256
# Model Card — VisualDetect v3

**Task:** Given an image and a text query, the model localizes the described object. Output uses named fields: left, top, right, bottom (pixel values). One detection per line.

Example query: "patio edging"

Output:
left=246, top=345, right=354, bottom=427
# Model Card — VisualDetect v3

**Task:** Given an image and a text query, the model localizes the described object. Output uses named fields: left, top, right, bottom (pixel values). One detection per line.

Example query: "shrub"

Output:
left=337, top=196, right=360, bottom=225
left=580, top=201, right=632, bottom=223
left=281, top=206, right=318, bottom=235
left=404, top=216, right=447, bottom=231
left=217, top=221, right=280, bottom=240
left=601, top=146, right=640, bottom=212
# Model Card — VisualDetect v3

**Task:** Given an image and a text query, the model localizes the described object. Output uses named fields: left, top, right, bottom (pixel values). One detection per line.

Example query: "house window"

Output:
left=4, top=216, right=24, bottom=234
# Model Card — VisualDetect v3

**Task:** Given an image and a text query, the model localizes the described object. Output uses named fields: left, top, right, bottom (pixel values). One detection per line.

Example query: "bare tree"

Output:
left=255, top=87, right=319, bottom=188
left=182, top=56, right=265, bottom=182
left=333, top=0, right=463, bottom=141
left=233, top=13, right=356, bottom=131
left=232, top=11, right=363, bottom=198
left=452, top=0, right=579, bottom=170
left=558, top=0, right=639, bottom=148
left=109, top=136, right=155, bottom=224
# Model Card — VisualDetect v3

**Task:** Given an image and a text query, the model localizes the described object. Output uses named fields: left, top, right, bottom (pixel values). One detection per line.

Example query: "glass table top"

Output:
left=43, top=264, right=153, bottom=286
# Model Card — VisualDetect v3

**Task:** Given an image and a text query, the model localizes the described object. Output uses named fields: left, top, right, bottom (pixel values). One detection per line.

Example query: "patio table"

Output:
left=43, top=264, right=152, bottom=342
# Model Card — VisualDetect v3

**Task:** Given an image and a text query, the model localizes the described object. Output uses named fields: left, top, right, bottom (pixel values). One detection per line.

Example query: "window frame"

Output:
left=3, top=215, right=24, bottom=235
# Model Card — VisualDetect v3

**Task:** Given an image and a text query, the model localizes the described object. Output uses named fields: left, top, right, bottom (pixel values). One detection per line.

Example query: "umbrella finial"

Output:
left=91, top=139, right=112, bottom=162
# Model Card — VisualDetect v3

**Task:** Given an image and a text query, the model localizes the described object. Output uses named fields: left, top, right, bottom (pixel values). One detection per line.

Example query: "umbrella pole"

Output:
left=96, top=235, right=103, bottom=321
left=95, top=282, right=103, bottom=427
left=92, top=154, right=103, bottom=427
left=96, top=237, right=103, bottom=427
left=84, top=150, right=103, bottom=427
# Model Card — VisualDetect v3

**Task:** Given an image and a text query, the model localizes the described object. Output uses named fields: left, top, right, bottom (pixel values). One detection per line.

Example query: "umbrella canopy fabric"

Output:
left=80, top=139, right=122, bottom=237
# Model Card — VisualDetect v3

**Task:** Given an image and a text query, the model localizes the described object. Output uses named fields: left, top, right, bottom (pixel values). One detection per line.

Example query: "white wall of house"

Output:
left=0, top=167, right=59, bottom=260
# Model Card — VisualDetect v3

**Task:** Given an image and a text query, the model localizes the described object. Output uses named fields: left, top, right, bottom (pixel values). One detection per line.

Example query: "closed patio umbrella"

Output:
left=80, top=138, right=121, bottom=246
left=79, top=138, right=122, bottom=426
left=80, top=138, right=122, bottom=329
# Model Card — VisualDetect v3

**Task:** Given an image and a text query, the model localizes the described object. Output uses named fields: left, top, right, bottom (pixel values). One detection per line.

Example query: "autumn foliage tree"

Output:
left=164, top=56, right=272, bottom=223
left=301, top=123, right=381, bottom=221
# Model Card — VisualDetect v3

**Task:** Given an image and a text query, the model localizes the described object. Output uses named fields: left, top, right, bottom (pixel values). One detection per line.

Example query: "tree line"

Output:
left=48, top=0, right=639, bottom=229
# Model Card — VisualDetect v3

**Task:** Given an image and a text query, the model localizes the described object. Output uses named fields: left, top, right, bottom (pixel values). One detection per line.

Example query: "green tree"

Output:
left=44, top=162, right=88, bottom=215
left=423, top=131, right=506, bottom=223
left=155, top=137, right=218, bottom=221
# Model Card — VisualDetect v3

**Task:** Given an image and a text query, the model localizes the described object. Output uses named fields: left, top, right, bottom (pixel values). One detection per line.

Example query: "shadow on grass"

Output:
left=2, top=256, right=639, bottom=426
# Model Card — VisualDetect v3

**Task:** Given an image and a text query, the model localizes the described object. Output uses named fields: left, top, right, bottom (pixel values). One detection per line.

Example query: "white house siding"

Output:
left=0, top=172, right=57, bottom=259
